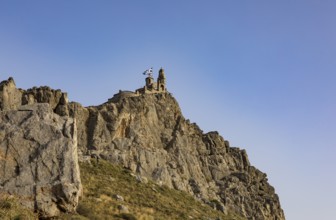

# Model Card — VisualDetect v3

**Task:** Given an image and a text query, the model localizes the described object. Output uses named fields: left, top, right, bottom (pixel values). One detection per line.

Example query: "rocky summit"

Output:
left=0, top=75, right=285, bottom=220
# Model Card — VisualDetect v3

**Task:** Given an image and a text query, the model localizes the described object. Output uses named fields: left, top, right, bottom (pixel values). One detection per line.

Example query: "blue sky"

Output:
left=1, top=1, right=335, bottom=219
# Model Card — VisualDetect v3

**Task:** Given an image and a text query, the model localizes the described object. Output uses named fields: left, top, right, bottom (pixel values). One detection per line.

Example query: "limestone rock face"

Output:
left=0, top=103, right=81, bottom=218
left=0, top=77, right=285, bottom=219
left=69, top=93, right=285, bottom=220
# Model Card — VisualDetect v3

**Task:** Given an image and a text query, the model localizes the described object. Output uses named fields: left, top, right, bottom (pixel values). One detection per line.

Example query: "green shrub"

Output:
left=117, top=213, right=137, bottom=220
left=76, top=203, right=92, bottom=218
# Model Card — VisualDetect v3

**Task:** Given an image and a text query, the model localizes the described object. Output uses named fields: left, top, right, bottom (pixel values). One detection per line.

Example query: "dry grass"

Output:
left=59, top=159, right=245, bottom=220
left=0, top=193, right=37, bottom=220
left=1, top=159, right=245, bottom=220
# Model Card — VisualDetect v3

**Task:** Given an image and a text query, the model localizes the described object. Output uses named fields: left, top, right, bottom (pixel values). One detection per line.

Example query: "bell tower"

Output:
left=157, top=68, right=166, bottom=92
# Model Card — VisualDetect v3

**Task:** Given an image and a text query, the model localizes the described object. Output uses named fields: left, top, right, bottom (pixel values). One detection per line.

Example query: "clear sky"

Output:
left=1, top=1, right=335, bottom=219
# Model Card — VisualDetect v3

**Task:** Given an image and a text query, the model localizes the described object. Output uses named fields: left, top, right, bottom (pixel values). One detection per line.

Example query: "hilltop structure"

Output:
left=135, top=67, right=166, bottom=95
left=109, top=67, right=167, bottom=102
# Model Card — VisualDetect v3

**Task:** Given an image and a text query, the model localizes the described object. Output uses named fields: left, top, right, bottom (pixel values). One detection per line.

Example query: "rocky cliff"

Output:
left=0, top=77, right=285, bottom=219
left=0, top=79, right=81, bottom=218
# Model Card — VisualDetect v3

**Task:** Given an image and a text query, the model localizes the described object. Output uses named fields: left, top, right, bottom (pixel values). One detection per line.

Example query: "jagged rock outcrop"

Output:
left=0, top=77, right=69, bottom=116
left=0, top=77, right=285, bottom=219
left=0, top=102, right=81, bottom=218
left=68, top=93, right=285, bottom=220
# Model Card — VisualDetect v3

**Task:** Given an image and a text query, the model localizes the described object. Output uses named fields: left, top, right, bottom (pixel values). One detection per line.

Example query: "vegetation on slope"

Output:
left=0, top=193, right=37, bottom=220
left=62, top=159, right=244, bottom=220
left=0, top=159, right=245, bottom=220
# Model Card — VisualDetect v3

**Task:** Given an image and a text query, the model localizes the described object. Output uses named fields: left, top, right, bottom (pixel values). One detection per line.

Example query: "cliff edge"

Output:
left=0, top=76, right=285, bottom=219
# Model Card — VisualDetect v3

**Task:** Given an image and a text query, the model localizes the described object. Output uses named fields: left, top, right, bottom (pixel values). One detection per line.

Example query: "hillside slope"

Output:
left=1, top=160, right=243, bottom=220
left=0, top=77, right=285, bottom=219
left=62, top=160, right=245, bottom=220
left=69, top=93, right=284, bottom=220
